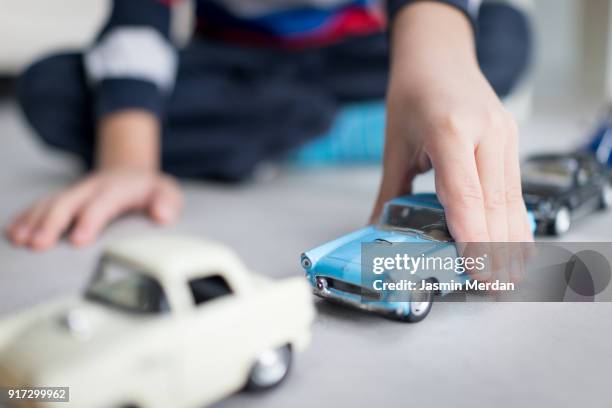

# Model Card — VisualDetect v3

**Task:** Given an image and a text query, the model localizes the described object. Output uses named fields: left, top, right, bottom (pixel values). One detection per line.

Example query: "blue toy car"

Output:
left=301, top=193, right=536, bottom=323
left=301, top=194, right=465, bottom=323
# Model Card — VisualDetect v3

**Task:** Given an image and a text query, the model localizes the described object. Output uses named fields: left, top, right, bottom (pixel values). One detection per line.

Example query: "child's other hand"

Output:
left=6, top=169, right=183, bottom=250
left=371, top=2, right=532, bottom=244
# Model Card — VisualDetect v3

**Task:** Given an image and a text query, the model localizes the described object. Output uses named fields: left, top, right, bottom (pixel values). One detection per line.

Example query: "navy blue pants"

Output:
left=18, top=4, right=530, bottom=181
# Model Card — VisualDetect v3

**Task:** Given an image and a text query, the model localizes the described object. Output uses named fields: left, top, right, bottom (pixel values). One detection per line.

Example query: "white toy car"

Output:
left=0, top=236, right=314, bottom=408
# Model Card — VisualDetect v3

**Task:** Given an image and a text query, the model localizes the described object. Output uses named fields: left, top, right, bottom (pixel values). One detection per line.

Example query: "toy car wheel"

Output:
left=549, top=206, right=571, bottom=236
left=402, top=280, right=434, bottom=323
left=600, top=183, right=612, bottom=209
left=246, top=345, right=292, bottom=391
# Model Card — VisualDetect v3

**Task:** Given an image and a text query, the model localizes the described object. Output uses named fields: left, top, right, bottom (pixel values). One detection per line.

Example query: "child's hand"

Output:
left=6, top=169, right=183, bottom=250
left=371, top=2, right=532, bottom=244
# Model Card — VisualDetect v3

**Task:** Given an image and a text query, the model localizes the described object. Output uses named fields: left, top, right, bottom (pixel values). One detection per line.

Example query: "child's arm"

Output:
left=372, top=1, right=533, bottom=243
left=7, top=0, right=182, bottom=250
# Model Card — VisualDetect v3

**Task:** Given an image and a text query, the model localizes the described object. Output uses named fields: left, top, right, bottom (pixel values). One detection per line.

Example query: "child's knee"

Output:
left=18, top=54, right=72, bottom=114
left=17, top=53, right=90, bottom=152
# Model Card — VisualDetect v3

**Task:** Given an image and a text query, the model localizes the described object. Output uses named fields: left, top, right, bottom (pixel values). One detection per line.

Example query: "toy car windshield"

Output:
left=522, top=159, right=575, bottom=189
left=381, top=204, right=452, bottom=242
left=85, top=256, right=170, bottom=314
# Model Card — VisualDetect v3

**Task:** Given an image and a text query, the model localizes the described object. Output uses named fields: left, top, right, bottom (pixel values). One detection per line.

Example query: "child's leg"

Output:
left=159, top=39, right=339, bottom=180
left=288, top=33, right=389, bottom=164
left=310, top=33, right=389, bottom=104
left=316, top=33, right=389, bottom=104
left=18, top=53, right=95, bottom=165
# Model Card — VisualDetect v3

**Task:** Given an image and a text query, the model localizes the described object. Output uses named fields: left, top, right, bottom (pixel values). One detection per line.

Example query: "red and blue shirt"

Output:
left=194, top=0, right=386, bottom=49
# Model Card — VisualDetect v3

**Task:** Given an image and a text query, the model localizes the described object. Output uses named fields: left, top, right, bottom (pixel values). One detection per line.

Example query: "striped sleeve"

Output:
left=386, top=0, right=482, bottom=31
left=84, top=0, right=177, bottom=120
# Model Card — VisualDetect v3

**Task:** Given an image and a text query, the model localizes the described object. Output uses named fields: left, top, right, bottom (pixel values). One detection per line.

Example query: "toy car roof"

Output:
left=387, top=193, right=443, bottom=210
left=103, top=235, right=246, bottom=281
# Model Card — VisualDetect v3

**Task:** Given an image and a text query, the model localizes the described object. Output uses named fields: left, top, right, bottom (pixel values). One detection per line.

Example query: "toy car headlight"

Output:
left=300, top=254, right=312, bottom=270
left=316, top=277, right=328, bottom=291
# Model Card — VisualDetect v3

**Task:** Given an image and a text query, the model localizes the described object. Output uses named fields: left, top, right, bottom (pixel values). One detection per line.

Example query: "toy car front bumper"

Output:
left=312, top=284, right=407, bottom=317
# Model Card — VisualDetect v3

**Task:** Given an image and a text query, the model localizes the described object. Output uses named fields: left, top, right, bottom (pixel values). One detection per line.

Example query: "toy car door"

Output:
left=178, top=273, right=252, bottom=406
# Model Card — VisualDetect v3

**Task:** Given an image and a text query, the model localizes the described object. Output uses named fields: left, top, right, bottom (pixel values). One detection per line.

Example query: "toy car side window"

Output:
left=189, top=275, right=233, bottom=306
left=577, top=165, right=592, bottom=186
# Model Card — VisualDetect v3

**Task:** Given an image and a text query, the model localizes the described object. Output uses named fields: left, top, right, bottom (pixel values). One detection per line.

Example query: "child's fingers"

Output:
left=9, top=200, right=52, bottom=247
left=475, top=134, right=508, bottom=243
left=30, top=186, right=95, bottom=251
left=503, top=122, right=533, bottom=243
left=430, top=135, right=490, bottom=243
left=6, top=211, right=30, bottom=242
left=149, top=176, right=183, bottom=224
left=69, top=190, right=129, bottom=247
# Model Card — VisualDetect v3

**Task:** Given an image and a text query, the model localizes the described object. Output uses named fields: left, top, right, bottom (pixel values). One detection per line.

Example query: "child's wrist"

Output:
left=97, top=162, right=159, bottom=174
left=95, top=110, right=161, bottom=173
left=390, top=1, right=477, bottom=84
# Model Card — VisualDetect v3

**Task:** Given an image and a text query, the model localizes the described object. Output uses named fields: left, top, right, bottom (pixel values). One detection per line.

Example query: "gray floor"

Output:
left=0, top=99, right=611, bottom=408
